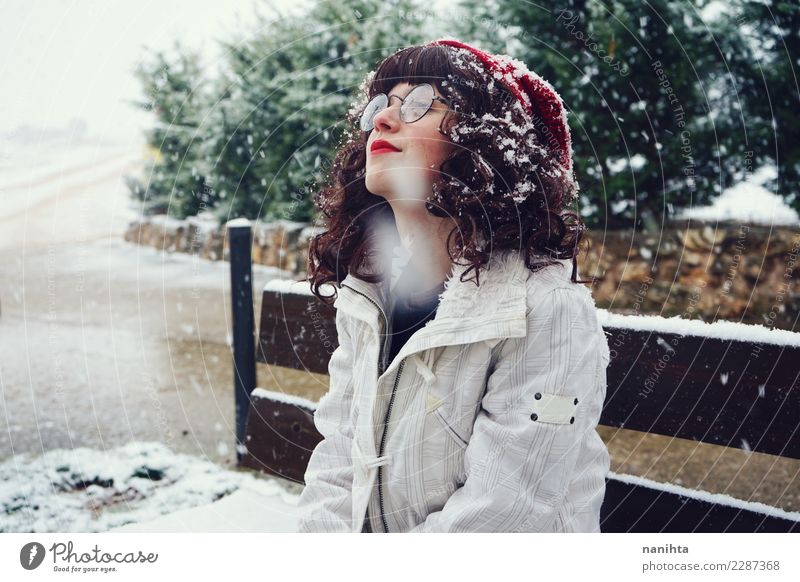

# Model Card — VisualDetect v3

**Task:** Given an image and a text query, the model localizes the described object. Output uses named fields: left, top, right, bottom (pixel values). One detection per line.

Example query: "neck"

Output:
left=391, top=206, right=454, bottom=291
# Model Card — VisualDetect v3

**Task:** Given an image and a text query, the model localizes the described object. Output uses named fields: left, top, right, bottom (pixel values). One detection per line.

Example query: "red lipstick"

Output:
left=370, top=139, right=401, bottom=154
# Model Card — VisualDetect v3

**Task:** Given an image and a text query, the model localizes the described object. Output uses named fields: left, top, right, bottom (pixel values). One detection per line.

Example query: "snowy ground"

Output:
left=0, top=135, right=300, bottom=532
left=0, top=135, right=295, bottom=467
left=0, top=441, right=301, bottom=533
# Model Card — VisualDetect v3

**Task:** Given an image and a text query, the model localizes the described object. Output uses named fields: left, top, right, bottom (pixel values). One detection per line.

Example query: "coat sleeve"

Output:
left=296, top=308, right=357, bottom=533
left=408, top=286, right=607, bottom=532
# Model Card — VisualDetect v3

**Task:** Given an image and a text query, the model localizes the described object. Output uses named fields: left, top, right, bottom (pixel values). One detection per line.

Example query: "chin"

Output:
left=365, top=175, right=388, bottom=199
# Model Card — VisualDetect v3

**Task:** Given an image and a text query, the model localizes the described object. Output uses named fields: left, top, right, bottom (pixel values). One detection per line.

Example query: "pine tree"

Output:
left=453, top=0, right=748, bottom=231
left=727, top=0, right=800, bottom=208
left=129, top=0, right=437, bottom=222
left=202, top=0, right=432, bottom=222
left=126, top=42, right=212, bottom=218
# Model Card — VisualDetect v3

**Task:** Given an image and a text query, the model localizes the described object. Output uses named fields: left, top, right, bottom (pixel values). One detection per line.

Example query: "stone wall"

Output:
left=582, top=220, right=799, bottom=330
left=124, top=215, right=323, bottom=275
left=124, top=215, right=800, bottom=331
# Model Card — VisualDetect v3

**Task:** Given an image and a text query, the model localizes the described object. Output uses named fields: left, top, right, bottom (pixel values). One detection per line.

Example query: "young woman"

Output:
left=297, top=38, right=611, bottom=533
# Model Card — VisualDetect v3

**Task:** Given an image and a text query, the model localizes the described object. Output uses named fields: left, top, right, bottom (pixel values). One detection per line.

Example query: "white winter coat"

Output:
left=296, top=249, right=611, bottom=533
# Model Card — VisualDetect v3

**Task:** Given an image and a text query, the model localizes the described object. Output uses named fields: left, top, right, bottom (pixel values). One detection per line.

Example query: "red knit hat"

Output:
left=427, top=38, right=573, bottom=172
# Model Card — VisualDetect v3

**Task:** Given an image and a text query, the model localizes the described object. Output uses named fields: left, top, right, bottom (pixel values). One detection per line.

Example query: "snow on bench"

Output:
left=241, top=279, right=800, bottom=532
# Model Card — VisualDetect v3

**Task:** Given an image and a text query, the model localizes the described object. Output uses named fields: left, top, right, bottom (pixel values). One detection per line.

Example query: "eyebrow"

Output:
left=387, top=85, right=416, bottom=101
left=386, top=84, right=444, bottom=105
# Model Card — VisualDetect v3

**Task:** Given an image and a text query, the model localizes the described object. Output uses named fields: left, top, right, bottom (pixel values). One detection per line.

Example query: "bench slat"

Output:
left=601, top=326, right=800, bottom=459
left=257, top=289, right=336, bottom=375
left=241, top=391, right=800, bottom=532
left=601, top=477, right=799, bottom=533
left=257, top=289, right=800, bottom=459
left=239, top=390, right=316, bottom=482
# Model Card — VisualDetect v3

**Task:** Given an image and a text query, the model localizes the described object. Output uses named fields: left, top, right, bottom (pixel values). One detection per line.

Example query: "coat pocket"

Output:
left=432, top=408, right=469, bottom=449
left=423, top=381, right=472, bottom=449
left=418, top=407, right=469, bottom=516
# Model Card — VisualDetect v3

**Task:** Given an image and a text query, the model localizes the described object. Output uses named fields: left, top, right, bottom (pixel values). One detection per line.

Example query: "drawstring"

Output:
left=364, top=454, right=391, bottom=469
left=413, top=351, right=444, bottom=413
left=412, top=352, right=437, bottom=384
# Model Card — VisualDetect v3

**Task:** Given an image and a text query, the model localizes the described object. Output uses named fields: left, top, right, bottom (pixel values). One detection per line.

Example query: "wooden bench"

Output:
left=223, top=222, right=800, bottom=533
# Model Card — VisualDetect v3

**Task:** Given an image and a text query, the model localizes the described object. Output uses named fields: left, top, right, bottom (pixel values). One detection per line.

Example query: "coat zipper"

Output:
left=342, top=283, right=426, bottom=532
left=377, top=356, right=405, bottom=533
left=341, top=283, right=390, bottom=375
left=341, top=282, right=393, bottom=533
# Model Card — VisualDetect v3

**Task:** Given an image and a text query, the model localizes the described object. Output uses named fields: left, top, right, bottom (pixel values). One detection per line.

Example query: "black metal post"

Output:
left=228, top=220, right=256, bottom=463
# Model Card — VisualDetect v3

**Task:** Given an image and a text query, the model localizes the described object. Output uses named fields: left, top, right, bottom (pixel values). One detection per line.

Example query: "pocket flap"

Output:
left=530, top=391, right=578, bottom=425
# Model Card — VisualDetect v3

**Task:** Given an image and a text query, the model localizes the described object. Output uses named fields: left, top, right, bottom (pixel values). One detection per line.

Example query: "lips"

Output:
left=370, top=139, right=401, bottom=154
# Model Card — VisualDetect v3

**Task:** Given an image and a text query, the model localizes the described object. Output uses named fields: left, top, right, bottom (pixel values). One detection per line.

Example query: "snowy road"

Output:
left=0, top=141, right=290, bottom=470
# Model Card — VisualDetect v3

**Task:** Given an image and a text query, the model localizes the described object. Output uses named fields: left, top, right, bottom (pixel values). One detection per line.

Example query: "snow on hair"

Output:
left=309, top=42, right=588, bottom=305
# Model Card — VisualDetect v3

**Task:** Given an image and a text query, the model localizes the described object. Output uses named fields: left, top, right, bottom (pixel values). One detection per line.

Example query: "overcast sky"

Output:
left=0, top=0, right=344, bottom=143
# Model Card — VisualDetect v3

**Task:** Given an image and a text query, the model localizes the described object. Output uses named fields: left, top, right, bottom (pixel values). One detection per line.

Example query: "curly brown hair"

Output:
left=307, top=42, right=589, bottom=304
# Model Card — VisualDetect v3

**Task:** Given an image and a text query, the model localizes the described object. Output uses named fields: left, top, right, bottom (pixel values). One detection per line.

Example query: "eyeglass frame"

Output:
left=359, top=83, right=451, bottom=132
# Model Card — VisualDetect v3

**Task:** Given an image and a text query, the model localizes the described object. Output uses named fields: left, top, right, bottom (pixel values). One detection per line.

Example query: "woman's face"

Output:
left=364, top=82, right=456, bottom=206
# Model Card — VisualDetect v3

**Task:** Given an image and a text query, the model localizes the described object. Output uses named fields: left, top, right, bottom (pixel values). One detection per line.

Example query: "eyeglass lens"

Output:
left=359, top=84, right=437, bottom=131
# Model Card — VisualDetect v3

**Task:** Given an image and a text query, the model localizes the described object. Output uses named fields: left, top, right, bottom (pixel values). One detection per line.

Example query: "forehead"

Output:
left=386, top=81, right=443, bottom=98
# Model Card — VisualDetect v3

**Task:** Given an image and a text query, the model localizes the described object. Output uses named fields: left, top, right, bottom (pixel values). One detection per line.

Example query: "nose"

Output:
left=371, top=99, right=401, bottom=133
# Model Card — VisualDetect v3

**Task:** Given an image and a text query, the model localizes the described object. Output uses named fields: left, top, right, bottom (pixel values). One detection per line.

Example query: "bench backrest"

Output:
left=241, top=281, right=800, bottom=533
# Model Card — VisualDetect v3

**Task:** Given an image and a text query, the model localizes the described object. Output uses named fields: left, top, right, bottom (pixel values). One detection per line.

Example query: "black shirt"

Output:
left=385, top=267, right=445, bottom=366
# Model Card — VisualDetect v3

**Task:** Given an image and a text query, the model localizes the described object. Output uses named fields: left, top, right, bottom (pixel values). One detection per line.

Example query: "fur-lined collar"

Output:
left=335, top=249, right=577, bottom=381
left=337, top=249, right=569, bottom=328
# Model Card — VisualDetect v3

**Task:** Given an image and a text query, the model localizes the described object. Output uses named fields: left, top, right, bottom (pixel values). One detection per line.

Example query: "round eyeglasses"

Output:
left=359, top=83, right=450, bottom=132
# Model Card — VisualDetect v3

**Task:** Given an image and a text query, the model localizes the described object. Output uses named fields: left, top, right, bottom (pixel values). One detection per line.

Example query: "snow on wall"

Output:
left=225, top=217, right=251, bottom=228
left=597, top=309, right=800, bottom=348
left=186, top=213, right=220, bottom=234
left=676, top=179, right=799, bottom=226
left=148, top=214, right=185, bottom=230
left=119, top=240, right=289, bottom=279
